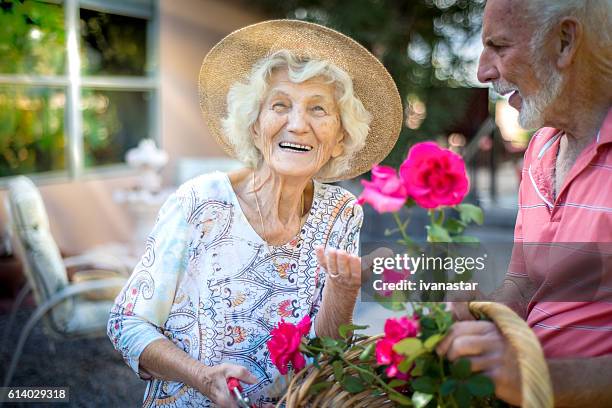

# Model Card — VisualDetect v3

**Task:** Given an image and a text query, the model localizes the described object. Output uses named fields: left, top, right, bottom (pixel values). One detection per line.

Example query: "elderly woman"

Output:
left=108, top=20, right=401, bottom=407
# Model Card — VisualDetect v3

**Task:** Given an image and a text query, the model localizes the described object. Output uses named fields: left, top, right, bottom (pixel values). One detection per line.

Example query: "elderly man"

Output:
left=437, top=0, right=612, bottom=406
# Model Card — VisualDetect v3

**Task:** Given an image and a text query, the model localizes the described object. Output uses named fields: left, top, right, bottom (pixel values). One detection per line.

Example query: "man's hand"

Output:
left=436, top=321, right=522, bottom=406
left=193, top=363, right=257, bottom=408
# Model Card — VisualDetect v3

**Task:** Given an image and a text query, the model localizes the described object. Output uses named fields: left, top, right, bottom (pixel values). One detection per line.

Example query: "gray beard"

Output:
left=518, top=63, right=564, bottom=129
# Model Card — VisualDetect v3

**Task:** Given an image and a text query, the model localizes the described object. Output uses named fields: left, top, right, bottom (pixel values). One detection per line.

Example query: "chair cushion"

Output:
left=63, top=298, right=116, bottom=336
left=7, top=176, right=72, bottom=328
left=71, top=269, right=125, bottom=301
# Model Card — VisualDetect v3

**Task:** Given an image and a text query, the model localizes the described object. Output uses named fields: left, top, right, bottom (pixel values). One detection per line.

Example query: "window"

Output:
left=0, top=0, right=158, bottom=179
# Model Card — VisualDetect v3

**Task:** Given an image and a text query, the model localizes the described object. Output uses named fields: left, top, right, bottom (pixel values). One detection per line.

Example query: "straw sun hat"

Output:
left=198, top=19, right=403, bottom=182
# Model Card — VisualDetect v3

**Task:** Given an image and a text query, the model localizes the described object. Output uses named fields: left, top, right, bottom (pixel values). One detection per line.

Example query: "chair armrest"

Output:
left=33, top=278, right=127, bottom=322
left=63, top=253, right=132, bottom=276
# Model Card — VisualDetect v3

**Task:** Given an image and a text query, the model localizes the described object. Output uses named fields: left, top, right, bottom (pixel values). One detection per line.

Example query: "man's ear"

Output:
left=331, top=131, right=345, bottom=158
left=556, top=17, right=582, bottom=69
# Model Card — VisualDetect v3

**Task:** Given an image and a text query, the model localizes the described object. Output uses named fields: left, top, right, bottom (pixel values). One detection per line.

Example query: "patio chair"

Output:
left=2, top=176, right=128, bottom=388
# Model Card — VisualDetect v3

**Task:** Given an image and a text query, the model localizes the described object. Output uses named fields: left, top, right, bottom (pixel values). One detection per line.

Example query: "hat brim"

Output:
left=198, top=19, right=403, bottom=183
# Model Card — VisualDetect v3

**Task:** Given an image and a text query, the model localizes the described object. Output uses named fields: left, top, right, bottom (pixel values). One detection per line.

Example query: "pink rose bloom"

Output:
left=377, top=268, right=410, bottom=297
left=375, top=316, right=419, bottom=380
left=358, top=165, right=408, bottom=213
left=266, top=315, right=311, bottom=375
left=399, top=142, right=469, bottom=209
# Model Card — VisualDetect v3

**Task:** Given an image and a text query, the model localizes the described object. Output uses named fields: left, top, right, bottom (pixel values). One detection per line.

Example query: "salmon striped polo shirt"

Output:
left=508, top=106, right=612, bottom=358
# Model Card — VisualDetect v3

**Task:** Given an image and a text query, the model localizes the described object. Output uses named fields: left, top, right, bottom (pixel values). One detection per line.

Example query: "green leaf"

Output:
left=338, top=323, right=369, bottom=339
left=451, top=358, right=472, bottom=380
left=444, top=218, right=466, bottom=234
left=423, top=334, right=443, bottom=351
left=411, top=376, right=437, bottom=394
left=388, top=379, right=408, bottom=388
left=341, top=375, right=365, bottom=393
left=393, top=337, right=423, bottom=356
left=454, top=383, right=472, bottom=408
left=397, top=357, right=413, bottom=373
left=412, top=392, right=433, bottom=408
left=440, top=379, right=457, bottom=396
left=456, top=204, right=484, bottom=225
left=308, top=381, right=331, bottom=395
left=358, top=368, right=375, bottom=384
left=410, top=357, right=427, bottom=376
left=388, top=390, right=414, bottom=406
left=466, top=374, right=495, bottom=397
left=359, top=342, right=376, bottom=361
left=332, top=360, right=344, bottom=382
left=321, top=337, right=339, bottom=348
left=451, top=235, right=480, bottom=243
left=427, top=224, right=452, bottom=242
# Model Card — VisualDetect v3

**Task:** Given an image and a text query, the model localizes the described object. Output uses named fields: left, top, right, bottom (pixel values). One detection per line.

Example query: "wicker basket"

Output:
left=278, top=302, right=553, bottom=408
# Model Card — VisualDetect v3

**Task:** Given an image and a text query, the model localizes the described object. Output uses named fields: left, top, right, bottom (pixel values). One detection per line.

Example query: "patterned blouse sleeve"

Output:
left=107, top=192, right=192, bottom=379
left=308, top=199, right=364, bottom=338
left=339, top=201, right=364, bottom=256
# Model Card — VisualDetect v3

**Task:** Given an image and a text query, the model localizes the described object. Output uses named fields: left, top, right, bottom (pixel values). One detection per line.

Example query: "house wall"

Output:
left=0, top=0, right=264, bottom=257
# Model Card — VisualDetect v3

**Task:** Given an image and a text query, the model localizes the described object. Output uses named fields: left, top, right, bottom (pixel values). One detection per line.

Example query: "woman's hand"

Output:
left=192, top=363, right=257, bottom=408
left=315, top=247, right=361, bottom=291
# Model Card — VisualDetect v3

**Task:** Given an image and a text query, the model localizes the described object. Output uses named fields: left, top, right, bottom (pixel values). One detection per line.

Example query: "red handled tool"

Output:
left=227, top=377, right=256, bottom=408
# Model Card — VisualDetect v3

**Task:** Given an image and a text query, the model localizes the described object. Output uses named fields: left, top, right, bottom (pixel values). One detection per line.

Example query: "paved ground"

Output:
left=0, top=309, right=145, bottom=407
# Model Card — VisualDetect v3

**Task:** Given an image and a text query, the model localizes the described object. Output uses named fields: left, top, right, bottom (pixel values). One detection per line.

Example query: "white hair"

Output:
left=526, top=0, right=612, bottom=65
left=222, top=50, right=372, bottom=180
left=516, top=0, right=612, bottom=128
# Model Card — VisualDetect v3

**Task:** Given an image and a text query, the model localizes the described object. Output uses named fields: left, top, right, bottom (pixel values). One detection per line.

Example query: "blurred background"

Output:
left=0, top=0, right=533, bottom=405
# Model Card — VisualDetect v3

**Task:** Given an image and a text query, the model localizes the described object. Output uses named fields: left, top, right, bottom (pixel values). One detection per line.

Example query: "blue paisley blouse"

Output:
left=107, top=172, right=363, bottom=407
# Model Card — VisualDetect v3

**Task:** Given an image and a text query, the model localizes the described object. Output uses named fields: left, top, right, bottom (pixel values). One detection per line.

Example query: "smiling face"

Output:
left=478, top=0, right=564, bottom=129
left=252, top=69, right=345, bottom=178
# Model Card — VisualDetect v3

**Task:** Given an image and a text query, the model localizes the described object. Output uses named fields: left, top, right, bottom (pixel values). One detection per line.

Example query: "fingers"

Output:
left=361, top=247, right=393, bottom=280
left=315, top=246, right=327, bottom=271
left=226, top=365, right=258, bottom=384
left=466, top=355, right=501, bottom=373
left=445, top=301, right=477, bottom=321
left=327, top=249, right=339, bottom=277
left=336, top=250, right=351, bottom=280
left=349, top=255, right=361, bottom=283
left=436, top=321, right=496, bottom=357
left=317, top=246, right=362, bottom=288
left=444, top=334, right=497, bottom=361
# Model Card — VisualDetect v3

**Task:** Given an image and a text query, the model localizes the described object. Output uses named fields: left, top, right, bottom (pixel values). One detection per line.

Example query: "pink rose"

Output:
left=377, top=268, right=411, bottom=297
left=266, top=315, right=311, bottom=375
left=375, top=316, right=419, bottom=380
left=358, top=165, right=409, bottom=213
left=399, top=142, right=469, bottom=209
left=384, top=316, right=419, bottom=342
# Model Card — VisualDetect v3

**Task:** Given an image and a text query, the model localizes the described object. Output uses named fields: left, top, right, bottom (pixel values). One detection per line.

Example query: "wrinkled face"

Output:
left=253, top=69, right=345, bottom=178
left=477, top=0, right=563, bottom=129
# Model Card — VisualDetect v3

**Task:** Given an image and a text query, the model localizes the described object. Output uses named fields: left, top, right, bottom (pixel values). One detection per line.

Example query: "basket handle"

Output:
left=469, top=301, right=553, bottom=408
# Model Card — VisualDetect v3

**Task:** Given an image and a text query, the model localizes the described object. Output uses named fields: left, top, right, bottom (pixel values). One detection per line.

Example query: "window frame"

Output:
left=0, top=0, right=160, bottom=184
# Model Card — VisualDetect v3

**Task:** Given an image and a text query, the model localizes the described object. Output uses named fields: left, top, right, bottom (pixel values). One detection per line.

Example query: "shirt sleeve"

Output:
left=308, top=200, right=364, bottom=339
left=107, top=192, right=192, bottom=379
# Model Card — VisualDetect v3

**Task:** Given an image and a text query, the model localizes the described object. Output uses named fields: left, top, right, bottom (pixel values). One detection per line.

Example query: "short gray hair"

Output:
left=222, top=50, right=372, bottom=180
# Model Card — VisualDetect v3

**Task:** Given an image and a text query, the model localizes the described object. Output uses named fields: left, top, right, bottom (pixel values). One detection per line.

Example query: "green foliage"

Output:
left=292, top=303, right=496, bottom=406
left=456, top=203, right=484, bottom=225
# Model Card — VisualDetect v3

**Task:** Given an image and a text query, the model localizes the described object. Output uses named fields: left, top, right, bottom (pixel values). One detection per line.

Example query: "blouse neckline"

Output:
left=220, top=172, right=322, bottom=249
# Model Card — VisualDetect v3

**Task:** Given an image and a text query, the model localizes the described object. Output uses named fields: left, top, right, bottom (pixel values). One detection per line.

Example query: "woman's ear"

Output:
left=331, top=131, right=345, bottom=158
left=556, top=17, right=582, bottom=69
left=251, top=121, right=263, bottom=149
